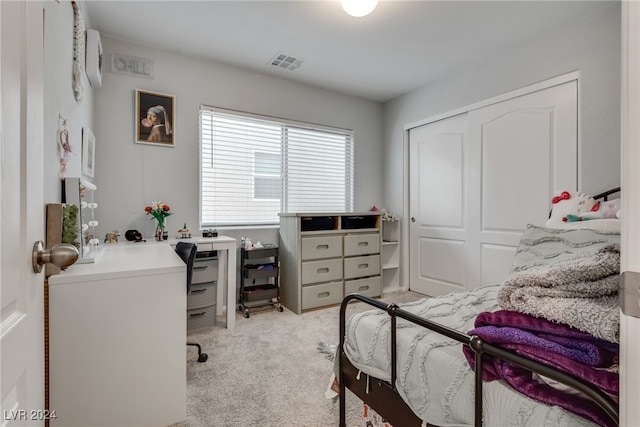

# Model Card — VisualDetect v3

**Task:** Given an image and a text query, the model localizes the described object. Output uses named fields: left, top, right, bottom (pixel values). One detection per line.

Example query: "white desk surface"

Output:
left=52, top=235, right=239, bottom=329
left=48, top=243, right=184, bottom=285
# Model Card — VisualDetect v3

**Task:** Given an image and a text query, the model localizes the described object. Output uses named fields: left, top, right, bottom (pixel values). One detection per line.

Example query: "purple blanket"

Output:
left=463, top=310, right=618, bottom=427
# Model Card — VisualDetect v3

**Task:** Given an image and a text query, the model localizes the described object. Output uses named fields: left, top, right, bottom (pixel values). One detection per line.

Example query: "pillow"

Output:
left=544, top=218, right=621, bottom=233
left=599, top=198, right=621, bottom=219
left=547, top=190, right=601, bottom=223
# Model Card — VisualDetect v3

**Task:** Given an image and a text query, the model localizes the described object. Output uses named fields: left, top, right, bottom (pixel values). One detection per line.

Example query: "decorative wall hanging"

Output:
left=135, top=89, right=175, bottom=147
left=58, top=115, right=72, bottom=178
left=71, top=1, right=86, bottom=101
left=82, top=127, right=95, bottom=177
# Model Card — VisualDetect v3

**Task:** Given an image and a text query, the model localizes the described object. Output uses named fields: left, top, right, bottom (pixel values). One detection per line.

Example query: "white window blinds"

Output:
left=200, top=106, right=354, bottom=227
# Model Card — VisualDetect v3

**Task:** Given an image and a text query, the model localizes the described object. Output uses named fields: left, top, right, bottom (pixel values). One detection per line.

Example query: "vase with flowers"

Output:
left=145, top=201, right=173, bottom=241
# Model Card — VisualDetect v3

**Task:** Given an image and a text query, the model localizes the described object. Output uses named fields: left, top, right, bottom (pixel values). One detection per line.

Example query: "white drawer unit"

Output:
left=301, top=235, right=343, bottom=260
left=188, top=250, right=217, bottom=330
left=279, top=212, right=382, bottom=314
left=301, top=258, right=344, bottom=285
left=344, top=255, right=380, bottom=280
left=301, top=281, right=344, bottom=310
left=344, top=233, right=379, bottom=256
left=345, top=276, right=382, bottom=298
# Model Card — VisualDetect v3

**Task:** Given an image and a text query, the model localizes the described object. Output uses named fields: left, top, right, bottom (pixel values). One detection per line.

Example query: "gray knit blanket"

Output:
left=498, top=243, right=620, bottom=343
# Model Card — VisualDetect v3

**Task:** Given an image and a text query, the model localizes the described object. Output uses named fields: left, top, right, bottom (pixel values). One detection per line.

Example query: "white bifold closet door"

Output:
left=409, top=80, right=577, bottom=296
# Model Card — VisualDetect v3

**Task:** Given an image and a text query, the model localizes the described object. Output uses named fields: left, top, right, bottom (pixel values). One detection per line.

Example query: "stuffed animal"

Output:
left=549, top=190, right=603, bottom=222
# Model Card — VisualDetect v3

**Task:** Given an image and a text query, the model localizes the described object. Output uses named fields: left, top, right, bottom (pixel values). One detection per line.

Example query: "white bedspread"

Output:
left=343, top=285, right=598, bottom=427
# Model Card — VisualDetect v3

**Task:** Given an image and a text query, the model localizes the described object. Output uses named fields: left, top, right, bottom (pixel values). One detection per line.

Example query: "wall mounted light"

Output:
left=341, top=0, right=378, bottom=17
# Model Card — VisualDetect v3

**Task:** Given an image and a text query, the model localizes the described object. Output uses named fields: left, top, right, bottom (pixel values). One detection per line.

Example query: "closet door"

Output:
left=409, top=80, right=577, bottom=296
left=409, top=114, right=470, bottom=296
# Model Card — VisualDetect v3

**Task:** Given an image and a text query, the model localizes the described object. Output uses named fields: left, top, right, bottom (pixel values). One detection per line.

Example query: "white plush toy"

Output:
left=548, top=190, right=603, bottom=222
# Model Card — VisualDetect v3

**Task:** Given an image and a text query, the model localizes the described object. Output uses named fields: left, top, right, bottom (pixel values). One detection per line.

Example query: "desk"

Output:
left=48, top=244, right=186, bottom=427
left=166, top=235, right=238, bottom=329
left=116, top=235, right=238, bottom=329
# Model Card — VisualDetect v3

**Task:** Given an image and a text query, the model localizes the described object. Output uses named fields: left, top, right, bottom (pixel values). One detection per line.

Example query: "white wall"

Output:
left=383, top=3, right=621, bottom=289
left=93, top=36, right=383, bottom=243
left=43, top=1, right=96, bottom=204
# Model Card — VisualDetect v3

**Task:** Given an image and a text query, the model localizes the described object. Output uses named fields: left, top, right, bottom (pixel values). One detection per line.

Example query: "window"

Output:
left=200, top=106, right=354, bottom=227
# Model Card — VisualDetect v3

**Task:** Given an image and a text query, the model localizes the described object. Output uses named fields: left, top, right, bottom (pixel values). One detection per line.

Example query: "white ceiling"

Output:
left=84, top=0, right=614, bottom=103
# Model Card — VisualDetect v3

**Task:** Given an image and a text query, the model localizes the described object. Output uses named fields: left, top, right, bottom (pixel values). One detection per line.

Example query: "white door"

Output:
left=1, top=1, right=46, bottom=421
left=620, top=1, right=640, bottom=425
left=409, top=80, right=577, bottom=296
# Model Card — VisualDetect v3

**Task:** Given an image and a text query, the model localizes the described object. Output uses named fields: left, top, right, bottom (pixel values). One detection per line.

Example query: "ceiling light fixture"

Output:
left=341, top=0, right=378, bottom=18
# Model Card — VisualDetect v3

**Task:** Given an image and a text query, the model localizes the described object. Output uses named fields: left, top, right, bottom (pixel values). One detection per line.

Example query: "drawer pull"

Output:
left=191, top=288, right=207, bottom=294
left=316, top=244, right=329, bottom=250
left=317, top=267, right=330, bottom=274
left=194, top=265, right=208, bottom=270
left=358, top=285, right=370, bottom=292
left=317, top=292, right=330, bottom=299
left=357, top=242, right=369, bottom=247
left=358, top=263, right=369, bottom=269
left=189, top=311, right=207, bottom=318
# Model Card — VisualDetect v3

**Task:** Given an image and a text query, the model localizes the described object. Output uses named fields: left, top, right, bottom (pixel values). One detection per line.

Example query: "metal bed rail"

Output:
left=338, top=293, right=619, bottom=427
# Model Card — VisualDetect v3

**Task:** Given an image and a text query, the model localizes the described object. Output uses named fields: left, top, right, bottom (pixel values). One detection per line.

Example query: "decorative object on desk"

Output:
left=202, top=229, right=217, bottom=238
left=125, top=229, right=143, bottom=242
left=145, top=201, right=173, bottom=241
left=135, top=89, right=175, bottom=147
left=62, top=204, right=80, bottom=248
left=178, top=223, right=191, bottom=239
left=104, top=230, right=120, bottom=244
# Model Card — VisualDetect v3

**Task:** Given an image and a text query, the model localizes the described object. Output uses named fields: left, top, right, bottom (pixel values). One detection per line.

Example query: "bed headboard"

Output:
left=594, top=187, right=621, bottom=201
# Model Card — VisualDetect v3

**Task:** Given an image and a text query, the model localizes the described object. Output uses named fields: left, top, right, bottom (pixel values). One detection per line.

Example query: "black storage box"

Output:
left=341, top=215, right=378, bottom=229
left=301, top=216, right=336, bottom=232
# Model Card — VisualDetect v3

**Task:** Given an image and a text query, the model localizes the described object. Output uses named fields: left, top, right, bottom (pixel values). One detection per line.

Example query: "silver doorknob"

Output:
left=411, top=217, right=416, bottom=222
left=32, top=241, right=79, bottom=273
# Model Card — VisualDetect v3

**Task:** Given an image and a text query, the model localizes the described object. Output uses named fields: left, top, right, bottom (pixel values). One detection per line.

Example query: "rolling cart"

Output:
left=239, top=244, right=283, bottom=318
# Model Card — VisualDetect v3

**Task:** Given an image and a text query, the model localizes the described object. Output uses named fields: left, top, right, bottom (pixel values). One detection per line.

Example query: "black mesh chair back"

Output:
left=175, top=241, right=197, bottom=294
left=174, top=242, right=208, bottom=363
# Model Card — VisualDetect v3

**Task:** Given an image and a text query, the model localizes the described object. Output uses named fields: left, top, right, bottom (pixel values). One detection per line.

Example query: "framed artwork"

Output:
left=135, top=89, right=175, bottom=147
left=82, top=127, right=95, bottom=177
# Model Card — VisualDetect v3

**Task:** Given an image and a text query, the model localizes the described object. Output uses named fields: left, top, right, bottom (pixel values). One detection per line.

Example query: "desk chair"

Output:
left=175, top=242, right=209, bottom=363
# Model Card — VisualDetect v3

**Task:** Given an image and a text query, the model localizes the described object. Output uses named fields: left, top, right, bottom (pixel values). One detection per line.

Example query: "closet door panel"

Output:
left=408, top=79, right=577, bottom=296
left=467, top=80, right=578, bottom=287
left=409, top=114, right=469, bottom=296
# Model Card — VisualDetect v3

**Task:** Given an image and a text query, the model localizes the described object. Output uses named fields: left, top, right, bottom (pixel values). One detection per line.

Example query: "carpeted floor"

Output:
left=170, top=290, right=424, bottom=427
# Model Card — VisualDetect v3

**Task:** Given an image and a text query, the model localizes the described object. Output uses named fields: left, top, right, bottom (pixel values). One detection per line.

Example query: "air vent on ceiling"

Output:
left=269, top=53, right=305, bottom=71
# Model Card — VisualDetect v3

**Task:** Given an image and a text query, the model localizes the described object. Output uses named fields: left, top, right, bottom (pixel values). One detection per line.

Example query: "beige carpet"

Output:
left=171, top=291, right=425, bottom=427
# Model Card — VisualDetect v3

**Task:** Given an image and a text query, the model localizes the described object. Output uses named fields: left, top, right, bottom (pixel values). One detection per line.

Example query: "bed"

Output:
left=337, top=188, right=621, bottom=427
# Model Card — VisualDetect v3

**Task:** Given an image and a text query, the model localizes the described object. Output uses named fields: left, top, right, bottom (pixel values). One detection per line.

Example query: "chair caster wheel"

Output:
left=198, top=353, right=208, bottom=363
left=244, top=310, right=250, bottom=318
left=277, top=305, right=284, bottom=312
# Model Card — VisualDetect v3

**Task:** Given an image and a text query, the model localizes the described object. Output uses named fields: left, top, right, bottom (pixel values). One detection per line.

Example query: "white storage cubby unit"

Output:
left=381, top=219, right=400, bottom=291
left=278, top=212, right=382, bottom=314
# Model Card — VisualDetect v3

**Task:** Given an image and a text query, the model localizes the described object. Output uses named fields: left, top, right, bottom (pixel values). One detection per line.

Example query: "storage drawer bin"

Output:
left=344, top=233, right=379, bottom=256
left=344, top=255, right=380, bottom=279
left=301, top=281, right=343, bottom=310
left=188, top=282, right=217, bottom=309
left=243, top=246, right=278, bottom=259
left=341, top=215, right=378, bottom=230
left=187, top=305, right=216, bottom=331
left=244, top=264, right=279, bottom=279
left=301, top=235, right=342, bottom=260
left=301, top=258, right=343, bottom=285
left=301, top=216, right=336, bottom=232
left=345, top=276, right=382, bottom=298
left=193, top=258, right=218, bottom=284
left=243, top=285, right=278, bottom=303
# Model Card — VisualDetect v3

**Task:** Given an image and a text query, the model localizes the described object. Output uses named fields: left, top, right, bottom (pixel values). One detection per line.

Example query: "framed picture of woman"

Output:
left=135, top=89, right=175, bottom=147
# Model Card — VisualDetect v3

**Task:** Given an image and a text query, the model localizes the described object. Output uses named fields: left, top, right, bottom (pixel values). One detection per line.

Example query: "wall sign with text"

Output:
left=110, top=54, right=154, bottom=79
